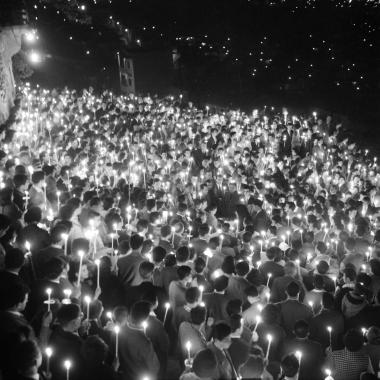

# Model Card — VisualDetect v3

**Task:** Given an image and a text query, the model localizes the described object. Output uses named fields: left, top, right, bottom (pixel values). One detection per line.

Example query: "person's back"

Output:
left=119, top=320, right=159, bottom=379
left=281, top=320, right=324, bottom=380
left=117, top=250, right=144, bottom=287
left=325, top=329, right=370, bottom=380
left=118, top=301, right=159, bottom=380
left=276, top=282, right=312, bottom=335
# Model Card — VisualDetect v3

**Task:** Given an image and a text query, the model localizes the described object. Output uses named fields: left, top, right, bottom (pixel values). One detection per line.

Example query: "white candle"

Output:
left=77, top=250, right=84, bottom=287
left=64, top=360, right=71, bottom=380
left=265, top=334, right=272, bottom=360
left=45, top=347, right=53, bottom=375
left=95, top=260, right=101, bottom=290
left=142, top=320, right=148, bottom=335
left=199, top=285, right=204, bottom=302
left=253, top=315, right=262, bottom=332
left=185, top=341, right=192, bottom=361
left=327, top=326, right=332, bottom=347
left=295, top=350, right=302, bottom=369
left=266, top=273, right=272, bottom=287
left=84, top=295, right=91, bottom=320
left=114, top=325, right=120, bottom=357
left=46, top=288, right=52, bottom=312
left=62, top=289, right=72, bottom=304
left=57, top=190, right=61, bottom=211
left=61, top=233, right=68, bottom=256
left=164, top=302, right=170, bottom=324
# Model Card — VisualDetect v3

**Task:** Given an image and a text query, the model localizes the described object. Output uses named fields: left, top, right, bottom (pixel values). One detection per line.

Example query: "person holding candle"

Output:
left=280, top=319, right=324, bottom=380
left=18, top=207, right=50, bottom=255
left=179, top=348, right=217, bottom=380
left=325, top=329, right=371, bottom=380
left=48, top=303, right=87, bottom=380
left=33, top=224, right=68, bottom=279
left=168, top=265, right=193, bottom=309
left=173, top=287, right=201, bottom=332
left=206, top=322, right=235, bottom=380
left=117, top=234, right=145, bottom=288
left=276, top=281, right=313, bottom=335
left=28, top=171, right=47, bottom=211
left=255, top=304, right=286, bottom=363
left=79, top=335, right=119, bottom=380
left=7, top=339, right=43, bottom=380
left=118, top=301, right=159, bottom=380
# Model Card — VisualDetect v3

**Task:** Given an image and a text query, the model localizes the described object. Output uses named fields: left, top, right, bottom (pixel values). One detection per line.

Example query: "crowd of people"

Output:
left=0, top=83, right=380, bottom=380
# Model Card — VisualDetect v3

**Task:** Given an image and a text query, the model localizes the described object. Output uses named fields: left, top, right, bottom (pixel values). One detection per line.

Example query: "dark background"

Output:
left=4, top=0, right=380, bottom=149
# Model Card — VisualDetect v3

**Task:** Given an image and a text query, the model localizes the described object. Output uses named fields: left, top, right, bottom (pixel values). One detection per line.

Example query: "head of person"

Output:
left=177, top=265, right=192, bottom=285
left=344, top=329, right=365, bottom=352
left=12, top=340, right=42, bottom=378
left=192, top=349, right=217, bottom=379
left=130, top=301, right=150, bottom=327
left=240, top=355, right=265, bottom=379
left=0, top=280, right=29, bottom=312
left=130, top=234, right=144, bottom=252
left=285, top=281, right=300, bottom=300
left=185, top=287, right=201, bottom=306
left=190, top=305, right=207, bottom=326
left=4, top=248, right=25, bottom=272
left=280, top=354, right=299, bottom=379
left=138, top=261, right=155, bottom=282
left=211, top=322, right=232, bottom=350
left=56, top=303, right=83, bottom=332
left=293, top=319, right=309, bottom=339
left=176, top=246, right=190, bottom=264
left=213, top=275, right=229, bottom=292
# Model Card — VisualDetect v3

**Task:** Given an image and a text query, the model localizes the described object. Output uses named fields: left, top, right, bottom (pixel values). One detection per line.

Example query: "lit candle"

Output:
left=219, top=234, right=224, bottom=250
left=95, top=259, right=100, bottom=289
left=64, top=360, right=71, bottom=380
left=324, top=369, right=334, bottom=380
left=253, top=315, right=262, bottom=332
left=84, top=295, right=91, bottom=320
left=114, top=325, right=120, bottom=357
left=25, top=241, right=31, bottom=255
left=185, top=341, right=192, bottom=361
left=77, top=250, right=84, bottom=287
left=57, top=190, right=61, bottom=211
left=265, top=334, right=272, bottom=360
left=327, top=326, right=332, bottom=347
left=199, top=285, right=204, bottom=302
left=45, top=347, right=53, bottom=376
left=61, top=233, right=68, bottom=256
left=163, top=302, right=170, bottom=324
left=142, top=320, right=148, bottom=335
left=62, top=289, right=72, bottom=304
left=295, top=350, right=302, bottom=369
left=46, top=288, right=52, bottom=312
left=266, top=273, right=272, bottom=287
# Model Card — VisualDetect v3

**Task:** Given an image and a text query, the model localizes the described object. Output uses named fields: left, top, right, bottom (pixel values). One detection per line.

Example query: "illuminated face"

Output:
left=80, top=264, right=89, bottom=281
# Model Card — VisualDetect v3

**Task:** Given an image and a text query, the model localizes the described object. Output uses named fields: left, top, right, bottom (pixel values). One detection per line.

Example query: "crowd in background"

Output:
left=0, top=84, right=380, bottom=380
